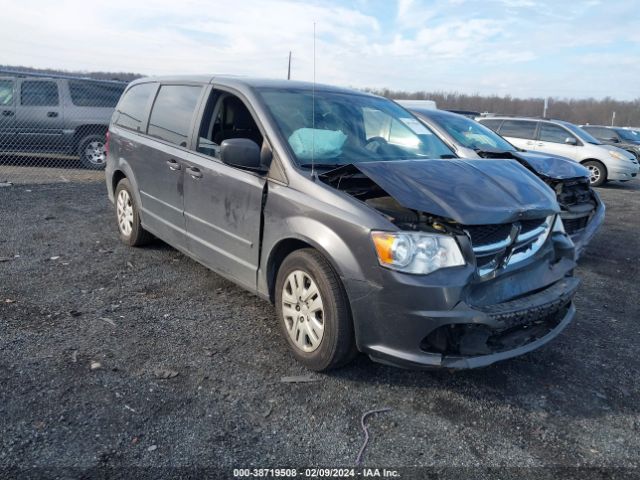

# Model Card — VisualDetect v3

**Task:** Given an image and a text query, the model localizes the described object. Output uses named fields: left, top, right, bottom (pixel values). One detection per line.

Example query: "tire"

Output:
left=77, top=134, right=107, bottom=170
left=582, top=160, right=607, bottom=187
left=114, top=178, right=153, bottom=247
left=275, top=249, right=357, bottom=371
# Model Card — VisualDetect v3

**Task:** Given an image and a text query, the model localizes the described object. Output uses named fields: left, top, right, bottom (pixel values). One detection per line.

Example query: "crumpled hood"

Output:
left=511, top=151, right=589, bottom=179
left=354, top=159, right=559, bottom=225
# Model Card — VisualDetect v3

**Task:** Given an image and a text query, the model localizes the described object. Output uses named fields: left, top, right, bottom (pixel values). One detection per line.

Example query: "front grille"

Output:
left=464, top=216, right=553, bottom=277
left=563, top=216, right=589, bottom=235
left=464, top=223, right=513, bottom=246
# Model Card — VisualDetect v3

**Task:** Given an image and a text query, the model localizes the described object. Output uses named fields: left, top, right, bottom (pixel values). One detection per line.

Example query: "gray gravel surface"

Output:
left=1, top=180, right=639, bottom=477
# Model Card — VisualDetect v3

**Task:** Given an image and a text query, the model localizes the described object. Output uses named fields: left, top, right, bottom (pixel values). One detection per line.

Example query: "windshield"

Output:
left=434, top=113, right=517, bottom=152
left=258, top=88, right=455, bottom=167
left=617, top=128, right=640, bottom=142
left=560, top=122, right=602, bottom=145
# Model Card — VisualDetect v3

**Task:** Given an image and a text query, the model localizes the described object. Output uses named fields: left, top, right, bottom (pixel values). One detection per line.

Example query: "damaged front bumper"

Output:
left=568, top=190, right=605, bottom=260
left=346, top=252, right=579, bottom=370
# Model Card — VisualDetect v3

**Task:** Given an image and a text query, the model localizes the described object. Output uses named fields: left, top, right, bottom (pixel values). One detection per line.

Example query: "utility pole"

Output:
left=287, top=51, right=292, bottom=80
left=611, top=111, right=616, bottom=126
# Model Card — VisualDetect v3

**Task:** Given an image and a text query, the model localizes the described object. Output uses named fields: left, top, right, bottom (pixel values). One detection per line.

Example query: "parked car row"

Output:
left=403, top=108, right=605, bottom=258
left=476, top=116, right=639, bottom=187
left=0, top=72, right=126, bottom=169
left=105, top=76, right=603, bottom=372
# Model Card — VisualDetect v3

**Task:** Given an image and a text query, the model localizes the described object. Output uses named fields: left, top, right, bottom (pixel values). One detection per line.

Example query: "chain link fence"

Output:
left=0, top=70, right=127, bottom=185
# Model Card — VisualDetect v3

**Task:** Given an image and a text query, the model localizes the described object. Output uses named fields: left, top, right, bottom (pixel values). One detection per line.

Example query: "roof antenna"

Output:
left=311, top=21, right=316, bottom=181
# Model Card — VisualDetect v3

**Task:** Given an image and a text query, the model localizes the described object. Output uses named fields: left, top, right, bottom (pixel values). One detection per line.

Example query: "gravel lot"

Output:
left=1, top=178, right=639, bottom=477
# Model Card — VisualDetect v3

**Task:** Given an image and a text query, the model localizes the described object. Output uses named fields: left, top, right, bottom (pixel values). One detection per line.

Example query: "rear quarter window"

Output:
left=114, top=83, right=156, bottom=131
left=147, top=85, right=203, bottom=147
left=69, top=81, right=126, bottom=107
left=499, top=120, right=537, bottom=139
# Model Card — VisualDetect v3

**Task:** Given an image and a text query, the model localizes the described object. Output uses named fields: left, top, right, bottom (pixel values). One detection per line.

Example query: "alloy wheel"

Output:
left=116, top=189, right=134, bottom=237
left=84, top=141, right=106, bottom=166
left=281, top=270, right=325, bottom=352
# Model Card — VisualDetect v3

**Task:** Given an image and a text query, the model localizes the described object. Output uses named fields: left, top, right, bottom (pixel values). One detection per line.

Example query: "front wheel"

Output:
left=583, top=160, right=607, bottom=187
left=275, top=249, right=356, bottom=371
left=77, top=134, right=107, bottom=170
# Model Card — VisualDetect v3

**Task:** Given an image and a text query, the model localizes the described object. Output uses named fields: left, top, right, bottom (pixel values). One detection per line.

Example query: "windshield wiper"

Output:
left=440, top=154, right=457, bottom=159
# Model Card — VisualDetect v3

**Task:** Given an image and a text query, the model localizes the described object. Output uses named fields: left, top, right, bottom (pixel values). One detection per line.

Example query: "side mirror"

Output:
left=220, top=138, right=266, bottom=171
left=564, top=137, right=577, bottom=145
left=606, top=137, right=619, bottom=143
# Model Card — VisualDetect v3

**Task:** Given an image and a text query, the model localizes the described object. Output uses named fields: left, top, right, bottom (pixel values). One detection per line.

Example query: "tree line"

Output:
left=370, top=88, right=640, bottom=127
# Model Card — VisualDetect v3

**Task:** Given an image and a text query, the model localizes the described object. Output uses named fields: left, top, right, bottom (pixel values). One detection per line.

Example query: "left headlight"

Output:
left=370, top=231, right=465, bottom=275
left=609, top=150, right=632, bottom=161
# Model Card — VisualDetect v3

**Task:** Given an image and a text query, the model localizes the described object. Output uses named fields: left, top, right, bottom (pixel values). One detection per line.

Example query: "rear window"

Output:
left=499, top=120, right=537, bottom=139
left=69, top=81, right=125, bottom=107
left=21, top=80, right=59, bottom=106
left=147, top=85, right=203, bottom=147
left=115, top=83, right=156, bottom=131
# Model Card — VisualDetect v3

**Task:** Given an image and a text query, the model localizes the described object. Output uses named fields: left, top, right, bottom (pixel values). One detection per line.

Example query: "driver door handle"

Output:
left=186, top=166, right=203, bottom=179
left=1, top=110, right=14, bottom=116
left=47, top=111, right=58, bottom=118
left=166, top=159, right=181, bottom=171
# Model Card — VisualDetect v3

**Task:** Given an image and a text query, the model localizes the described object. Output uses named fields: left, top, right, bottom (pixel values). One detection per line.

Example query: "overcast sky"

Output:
left=1, top=0, right=638, bottom=100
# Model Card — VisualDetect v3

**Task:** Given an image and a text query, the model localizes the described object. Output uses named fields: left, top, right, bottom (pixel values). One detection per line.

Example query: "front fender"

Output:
left=259, top=215, right=371, bottom=300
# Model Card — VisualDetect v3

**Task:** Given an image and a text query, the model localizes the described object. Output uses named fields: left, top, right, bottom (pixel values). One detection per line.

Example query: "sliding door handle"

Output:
left=186, top=166, right=203, bottom=179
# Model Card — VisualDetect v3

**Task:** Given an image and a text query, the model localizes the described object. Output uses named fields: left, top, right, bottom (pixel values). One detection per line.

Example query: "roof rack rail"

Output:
left=0, top=68, right=128, bottom=84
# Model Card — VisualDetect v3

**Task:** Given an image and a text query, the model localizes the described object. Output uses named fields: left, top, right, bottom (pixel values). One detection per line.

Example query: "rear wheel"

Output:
left=77, top=134, right=107, bottom=170
left=114, top=178, right=153, bottom=246
left=583, top=160, right=607, bottom=187
left=275, top=249, right=356, bottom=371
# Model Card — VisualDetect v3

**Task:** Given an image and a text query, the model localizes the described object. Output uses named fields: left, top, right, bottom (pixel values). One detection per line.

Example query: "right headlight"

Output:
left=609, top=150, right=632, bottom=161
left=370, top=231, right=465, bottom=275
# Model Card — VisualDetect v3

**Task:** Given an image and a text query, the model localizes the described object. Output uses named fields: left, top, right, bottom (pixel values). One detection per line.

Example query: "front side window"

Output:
left=257, top=88, right=454, bottom=167
left=115, top=83, right=156, bottom=131
left=197, top=91, right=264, bottom=159
left=436, top=114, right=516, bottom=152
left=0, top=80, right=14, bottom=105
left=539, top=123, right=572, bottom=144
left=499, top=120, right=537, bottom=139
left=148, top=85, right=203, bottom=147
left=21, top=81, right=59, bottom=106
left=69, top=81, right=126, bottom=107
left=478, top=119, right=502, bottom=132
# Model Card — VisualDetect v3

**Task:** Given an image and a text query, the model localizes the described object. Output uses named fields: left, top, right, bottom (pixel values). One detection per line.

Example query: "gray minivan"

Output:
left=106, top=76, right=580, bottom=371
left=0, top=74, right=125, bottom=168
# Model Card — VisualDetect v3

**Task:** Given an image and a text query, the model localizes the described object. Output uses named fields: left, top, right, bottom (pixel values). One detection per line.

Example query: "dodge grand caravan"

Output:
left=477, top=116, right=639, bottom=187
left=106, top=76, right=580, bottom=371
left=407, top=108, right=604, bottom=258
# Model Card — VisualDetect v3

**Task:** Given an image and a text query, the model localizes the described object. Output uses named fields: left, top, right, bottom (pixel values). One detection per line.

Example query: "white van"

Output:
left=477, top=117, right=639, bottom=186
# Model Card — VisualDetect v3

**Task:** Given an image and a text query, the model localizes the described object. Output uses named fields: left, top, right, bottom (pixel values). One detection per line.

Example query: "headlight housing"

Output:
left=609, top=150, right=631, bottom=161
left=371, top=231, right=465, bottom=275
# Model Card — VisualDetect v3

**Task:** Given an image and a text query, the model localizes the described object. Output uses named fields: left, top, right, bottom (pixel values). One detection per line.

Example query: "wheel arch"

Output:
left=264, top=227, right=363, bottom=304
left=73, top=124, right=109, bottom=148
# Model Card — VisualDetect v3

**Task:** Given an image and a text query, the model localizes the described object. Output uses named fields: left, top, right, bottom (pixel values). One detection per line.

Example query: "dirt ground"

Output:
left=1, top=179, right=639, bottom=478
